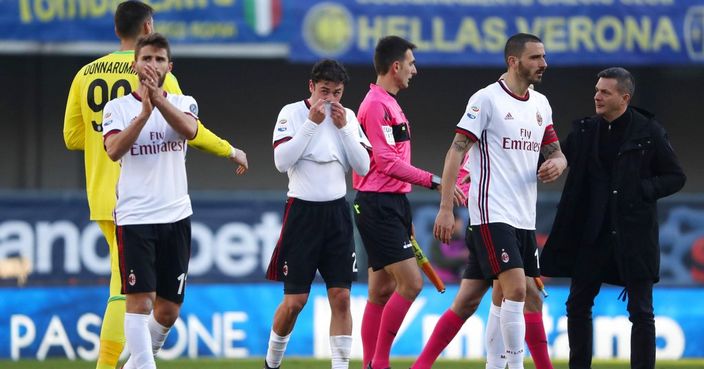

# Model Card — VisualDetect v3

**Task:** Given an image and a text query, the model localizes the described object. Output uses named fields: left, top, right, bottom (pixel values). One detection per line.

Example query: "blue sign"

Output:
left=288, top=1, right=704, bottom=66
left=0, top=0, right=290, bottom=44
left=1, top=284, right=703, bottom=360
left=2, top=1, right=704, bottom=65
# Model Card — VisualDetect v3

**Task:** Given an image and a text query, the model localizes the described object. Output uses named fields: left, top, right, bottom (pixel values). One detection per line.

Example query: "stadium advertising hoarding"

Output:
left=1, top=192, right=703, bottom=286
left=1, top=0, right=704, bottom=65
left=290, top=0, right=704, bottom=65
left=0, top=0, right=289, bottom=55
left=1, top=284, right=702, bottom=360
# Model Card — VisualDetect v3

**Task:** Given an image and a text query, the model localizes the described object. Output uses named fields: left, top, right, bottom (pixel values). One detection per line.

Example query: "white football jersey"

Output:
left=272, top=100, right=371, bottom=201
left=103, top=92, right=197, bottom=225
left=457, top=80, right=555, bottom=230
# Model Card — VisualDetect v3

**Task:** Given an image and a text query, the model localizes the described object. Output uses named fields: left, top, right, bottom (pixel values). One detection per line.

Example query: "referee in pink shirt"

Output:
left=352, top=36, right=463, bottom=369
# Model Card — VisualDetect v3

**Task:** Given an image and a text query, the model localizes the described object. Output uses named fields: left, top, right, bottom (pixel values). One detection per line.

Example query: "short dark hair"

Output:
left=597, top=67, right=635, bottom=97
left=115, top=1, right=154, bottom=40
left=374, top=36, right=416, bottom=75
left=504, top=33, right=543, bottom=65
left=135, top=33, right=171, bottom=61
left=311, top=59, right=350, bottom=85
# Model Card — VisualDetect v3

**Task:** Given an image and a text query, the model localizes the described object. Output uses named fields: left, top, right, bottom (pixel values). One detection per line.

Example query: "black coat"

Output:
left=540, top=107, right=686, bottom=285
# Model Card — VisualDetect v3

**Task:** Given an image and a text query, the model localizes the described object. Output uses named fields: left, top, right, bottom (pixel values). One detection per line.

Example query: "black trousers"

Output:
left=566, top=268, right=655, bottom=369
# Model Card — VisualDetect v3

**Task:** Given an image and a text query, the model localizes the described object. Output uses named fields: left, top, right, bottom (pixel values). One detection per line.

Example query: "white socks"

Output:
left=123, top=313, right=171, bottom=369
left=500, top=299, right=526, bottom=369
left=485, top=303, right=507, bottom=369
left=330, top=335, right=352, bottom=369
left=147, top=314, right=170, bottom=355
left=265, top=330, right=291, bottom=368
left=124, top=313, right=155, bottom=369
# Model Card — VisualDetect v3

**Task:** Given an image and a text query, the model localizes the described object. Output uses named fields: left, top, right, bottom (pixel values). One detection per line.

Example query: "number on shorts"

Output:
left=352, top=252, right=358, bottom=273
left=534, top=248, right=540, bottom=269
left=177, top=273, right=187, bottom=295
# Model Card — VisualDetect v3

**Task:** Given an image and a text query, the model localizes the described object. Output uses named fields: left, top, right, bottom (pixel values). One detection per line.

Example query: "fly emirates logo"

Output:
left=130, top=131, right=185, bottom=156
left=502, top=128, right=540, bottom=153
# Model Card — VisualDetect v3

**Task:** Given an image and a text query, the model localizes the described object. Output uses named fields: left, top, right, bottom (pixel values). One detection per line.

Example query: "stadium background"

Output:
left=1, top=0, right=704, bottom=365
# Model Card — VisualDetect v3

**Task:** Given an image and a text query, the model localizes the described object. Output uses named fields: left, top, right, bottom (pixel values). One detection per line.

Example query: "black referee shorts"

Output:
left=463, top=222, right=539, bottom=280
left=353, top=192, right=414, bottom=271
left=266, top=197, right=356, bottom=294
left=117, top=217, right=191, bottom=303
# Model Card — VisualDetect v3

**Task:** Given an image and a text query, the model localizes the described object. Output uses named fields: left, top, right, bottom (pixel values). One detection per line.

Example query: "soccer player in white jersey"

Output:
left=263, top=59, right=371, bottom=369
left=102, top=33, right=200, bottom=369
left=414, top=33, right=567, bottom=369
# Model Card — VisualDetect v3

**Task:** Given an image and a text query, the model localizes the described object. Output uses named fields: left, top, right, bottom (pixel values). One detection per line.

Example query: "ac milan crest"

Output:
left=128, top=272, right=136, bottom=286
left=501, top=250, right=510, bottom=263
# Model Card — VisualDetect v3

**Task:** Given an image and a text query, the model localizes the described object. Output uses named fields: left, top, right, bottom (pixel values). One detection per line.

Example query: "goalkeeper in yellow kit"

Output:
left=63, top=2, right=248, bottom=368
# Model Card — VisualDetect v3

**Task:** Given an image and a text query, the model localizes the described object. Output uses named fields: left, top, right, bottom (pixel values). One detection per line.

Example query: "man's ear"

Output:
left=143, top=19, right=153, bottom=36
left=622, top=93, right=631, bottom=105
left=308, top=80, right=315, bottom=94
left=391, top=60, right=401, bottom=75
left=507, top=55, right=518, bottom=69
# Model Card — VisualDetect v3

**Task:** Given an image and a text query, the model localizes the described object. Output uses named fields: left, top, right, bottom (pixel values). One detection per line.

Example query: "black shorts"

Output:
left=462, top=222, right=539, bottom=280
left=117, top=217, right=191, bottom=303
left=266, top=197, right=356, bottom=294
left=353, top=192, right=414, bottom=271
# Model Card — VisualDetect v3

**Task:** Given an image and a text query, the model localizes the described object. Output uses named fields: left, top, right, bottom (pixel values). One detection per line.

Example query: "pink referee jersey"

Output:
left=353, top=83, right=433, bottom=193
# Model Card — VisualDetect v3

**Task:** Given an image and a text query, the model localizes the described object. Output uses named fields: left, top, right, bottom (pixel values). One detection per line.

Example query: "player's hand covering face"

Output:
left=309, top=80, right=345, bottom=105
left=134, top=45, right=172, bottom=88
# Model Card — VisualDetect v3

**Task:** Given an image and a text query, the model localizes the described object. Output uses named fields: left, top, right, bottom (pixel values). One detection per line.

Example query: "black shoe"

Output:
left=263, top=360, right=280, bottom=369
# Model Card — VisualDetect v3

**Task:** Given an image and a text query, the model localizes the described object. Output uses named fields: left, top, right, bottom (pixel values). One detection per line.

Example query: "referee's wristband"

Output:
left=430, top=174, right=441, bottom=190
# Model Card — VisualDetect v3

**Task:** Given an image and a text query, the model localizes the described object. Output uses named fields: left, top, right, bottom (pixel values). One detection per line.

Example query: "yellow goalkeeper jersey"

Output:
left=64, top=50, right=232, bottom=221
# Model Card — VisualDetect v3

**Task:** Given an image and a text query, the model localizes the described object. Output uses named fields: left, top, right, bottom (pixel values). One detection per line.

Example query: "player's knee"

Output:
left=368, top=283, right=394, bottom=304
left=451, top=299, right=479, bottom=319
left=154, top=303, right=181, bottom=327
left=524, top=291, right=543, bottom=312
left=126, top=295, right=153, bottom=315
left=328, top=290, right=351, bottom=315
left=397, top=276, right=422, bottom=300
left=154, top=306, right=180, bottom=327
left=283, top=297, right=307, bottom=315
left=502, top=285, right=526, bottom=302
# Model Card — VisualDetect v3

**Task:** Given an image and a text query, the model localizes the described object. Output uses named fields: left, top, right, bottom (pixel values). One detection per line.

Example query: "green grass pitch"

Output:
left=1, top=358, right=703, bottom=369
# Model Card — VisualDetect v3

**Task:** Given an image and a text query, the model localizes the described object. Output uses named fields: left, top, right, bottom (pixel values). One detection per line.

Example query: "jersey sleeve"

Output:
left=272, top=105, right=318, bottom=173
left=177, top=95, right=199, bottom=120
left=163, top=72, right=183, bottom=95
left=340, top=109, right=371, bottom=175
left=187, top=121, right=233, bottom=158
left=346, top=109, right=372, bottom=150
left=541, top=100, right=558, bottom=146
left=272, top=106, right=295, bottom=147
left=63, top=70, right=85, bottom=151
left=455, top=90, right=490, bottom=142
left=363, top=100, right=433, bottom=187
left=102, top=100, right=125, bottom=138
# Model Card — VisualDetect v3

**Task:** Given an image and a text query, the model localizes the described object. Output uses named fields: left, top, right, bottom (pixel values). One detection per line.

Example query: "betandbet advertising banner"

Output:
left=1, top=192, right=703, bottom=286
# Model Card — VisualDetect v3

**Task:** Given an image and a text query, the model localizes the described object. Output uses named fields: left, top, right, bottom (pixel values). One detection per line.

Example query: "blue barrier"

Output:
left=1, top=284, right=702, bottom=360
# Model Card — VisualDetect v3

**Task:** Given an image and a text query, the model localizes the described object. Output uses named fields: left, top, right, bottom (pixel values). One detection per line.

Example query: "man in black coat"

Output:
left=540, top=67, right=686, bottom=369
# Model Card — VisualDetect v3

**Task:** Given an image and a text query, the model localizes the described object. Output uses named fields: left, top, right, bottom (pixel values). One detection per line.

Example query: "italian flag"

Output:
left=244, top=0, right=282, bottom=36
